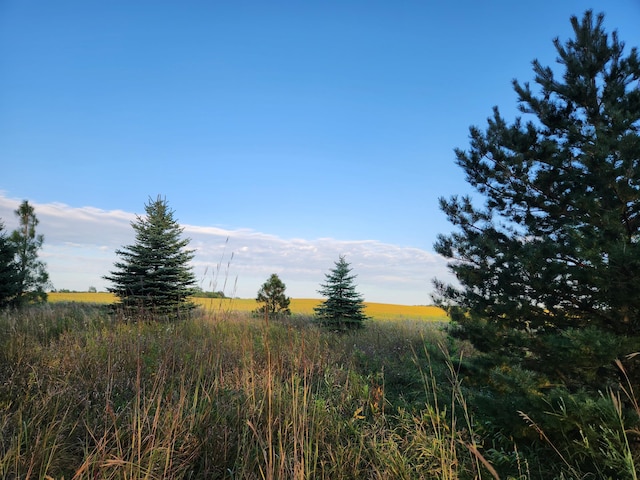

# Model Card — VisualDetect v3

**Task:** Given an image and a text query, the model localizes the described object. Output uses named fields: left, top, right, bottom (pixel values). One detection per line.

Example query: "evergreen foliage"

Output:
left=434, top=14, right=640, bottom=473
left=8, top=200, right=50, bottom=306
left=255, top=273, right=291, bottom=320
left=0, top=222, right=19, bottom=308
left=104, top=196, right=197, bottom=317
left=435, top=10, right=640, bottom=391
left=315, top=255, right=368, bottom=330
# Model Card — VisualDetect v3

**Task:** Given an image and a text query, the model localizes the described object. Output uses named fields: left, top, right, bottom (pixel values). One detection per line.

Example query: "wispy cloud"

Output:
left=0, top=194, right=455, bottom=305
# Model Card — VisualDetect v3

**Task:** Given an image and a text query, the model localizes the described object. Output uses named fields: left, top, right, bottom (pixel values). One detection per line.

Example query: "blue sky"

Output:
left=1, top=1, right=639, bottom=304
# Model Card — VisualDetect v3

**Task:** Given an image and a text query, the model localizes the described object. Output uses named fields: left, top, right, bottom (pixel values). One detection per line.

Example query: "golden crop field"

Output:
left=48, top=292, right=448, bottom=322
left=49, top=292, right=116, bottom=303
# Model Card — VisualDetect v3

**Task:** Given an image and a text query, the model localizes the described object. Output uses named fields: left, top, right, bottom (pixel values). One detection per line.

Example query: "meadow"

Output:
left=0, top=302, right=478, bottom=479
left=1, top=301, right=637, bottom=479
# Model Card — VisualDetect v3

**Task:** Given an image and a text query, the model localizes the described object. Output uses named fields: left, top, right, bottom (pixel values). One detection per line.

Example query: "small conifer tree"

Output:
left=8, top=200, right=50, bottom=305
left=105, top=196, right=197, bottom=318
left=315, top=255, right=368, bottom=330
left=255, top=273, right=291, bottom=322
left=0, top=222, right=19, bottom=308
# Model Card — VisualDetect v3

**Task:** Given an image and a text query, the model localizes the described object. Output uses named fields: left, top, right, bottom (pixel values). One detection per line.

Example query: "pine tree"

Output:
left=9, top=200, right=50, bottom=305
left=0, top=222, right=19, bottom=308
left=434, top=11, right=640, bottom=391
left=315, top=255, right=368, bottom=330
left=104, top=196, right=197, bottom=317
left=255, top=273, right=291, bottom=322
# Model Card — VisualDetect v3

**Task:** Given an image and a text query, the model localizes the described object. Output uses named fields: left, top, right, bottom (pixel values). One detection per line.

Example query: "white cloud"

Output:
left=0, top=194, right=455, bottom=305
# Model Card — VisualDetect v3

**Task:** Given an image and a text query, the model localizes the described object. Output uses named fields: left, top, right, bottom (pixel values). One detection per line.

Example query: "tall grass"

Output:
left=1, top=303, right=637, bottom=478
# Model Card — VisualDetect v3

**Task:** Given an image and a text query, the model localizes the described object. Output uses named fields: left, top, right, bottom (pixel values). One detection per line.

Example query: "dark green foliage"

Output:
left=255, top=273, right=291, bottom=320
left=0, top=222, right=19, bottom=308
left=104, top=196, right=197, bottom=317
left=434, top=11, right=640, bottom=477
left=315, top=255, right=368, bottom=330
left=434, top=10, right=640, bottom=389
left=8, top=200, right=50, bottom=305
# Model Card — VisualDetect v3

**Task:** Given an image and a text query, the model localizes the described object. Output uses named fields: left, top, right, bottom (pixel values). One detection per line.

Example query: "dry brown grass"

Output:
left=0, top=303, right=475, bottom=479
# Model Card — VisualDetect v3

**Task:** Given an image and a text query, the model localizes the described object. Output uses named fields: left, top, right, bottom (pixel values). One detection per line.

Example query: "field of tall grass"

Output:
left=0, top=302, right=488, bottom=479
left=1, top=303, right=637, bottom=479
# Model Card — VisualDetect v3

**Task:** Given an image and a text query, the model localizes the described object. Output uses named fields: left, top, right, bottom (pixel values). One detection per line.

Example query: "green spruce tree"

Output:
left=105, top=196, right=197, bottom=318
left=315, top=255, right=368, bottom=330
left=9, top=200, right=50, bottom=305
left=0, top=222, right=19, bottom=308
left=255, top=273, right=291, bottom=322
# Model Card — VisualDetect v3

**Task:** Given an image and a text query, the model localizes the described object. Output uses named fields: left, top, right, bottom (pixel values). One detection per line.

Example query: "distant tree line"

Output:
left=192, top=287, right=227, bottom=299
left=52, top=287, right=98, bottom=293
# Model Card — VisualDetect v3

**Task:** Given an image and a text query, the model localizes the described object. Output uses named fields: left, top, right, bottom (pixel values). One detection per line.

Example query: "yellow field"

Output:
left=48, top=292, right=448, bottom=322
left=49, top=292, right=116, bottom=303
